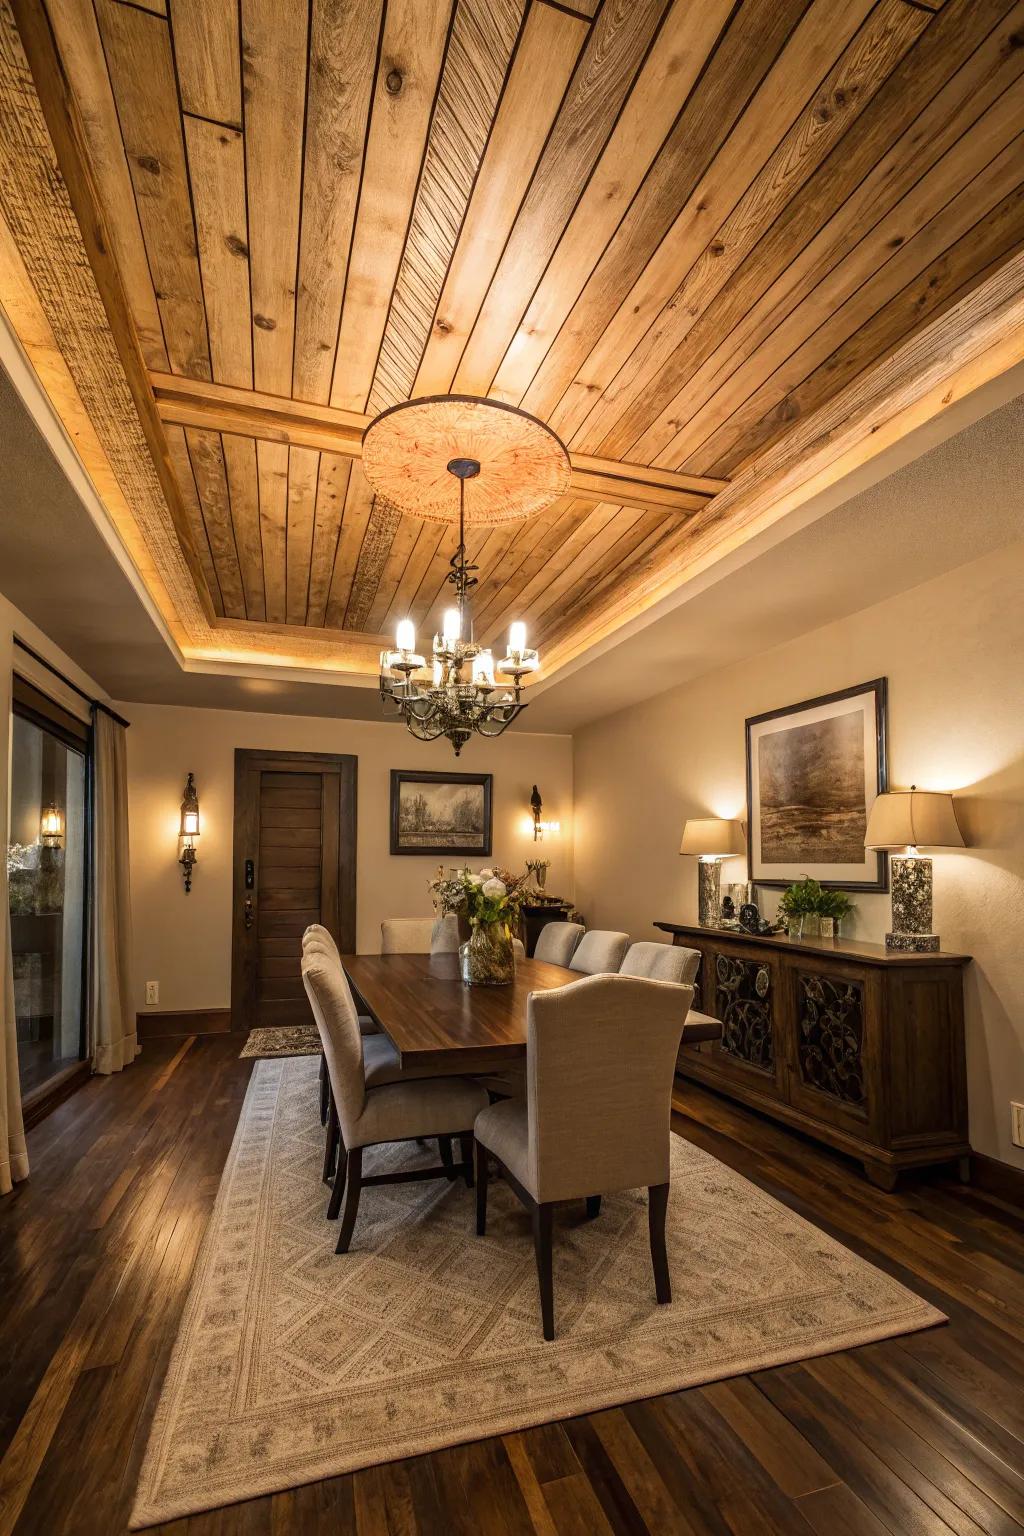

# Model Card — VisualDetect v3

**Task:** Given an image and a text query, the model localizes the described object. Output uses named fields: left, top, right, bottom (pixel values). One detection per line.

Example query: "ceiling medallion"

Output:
left=363, top=396, right=568, bottom=755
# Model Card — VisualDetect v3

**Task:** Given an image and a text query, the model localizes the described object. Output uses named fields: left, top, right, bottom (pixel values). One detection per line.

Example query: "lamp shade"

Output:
left=679, top=817, right=746, bottom=857
left=864, top=790, right=964, bottom=850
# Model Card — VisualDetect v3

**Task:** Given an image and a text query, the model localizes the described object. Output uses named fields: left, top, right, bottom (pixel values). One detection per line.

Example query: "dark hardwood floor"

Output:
left=1, top=1034, right=1023, bottom=1536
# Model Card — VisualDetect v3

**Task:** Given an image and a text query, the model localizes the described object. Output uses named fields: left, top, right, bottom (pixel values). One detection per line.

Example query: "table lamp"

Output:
left=864, top=788, right=964, bottom=952
left=679, top=818, right=746, bottom=927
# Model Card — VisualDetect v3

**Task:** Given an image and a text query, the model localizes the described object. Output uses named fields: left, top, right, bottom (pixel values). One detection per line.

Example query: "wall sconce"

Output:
left=40, top=804, right=63, bottom=849
left=178, top=772, right=200, bottom=893
left=529, top=784, right=560, bottom=841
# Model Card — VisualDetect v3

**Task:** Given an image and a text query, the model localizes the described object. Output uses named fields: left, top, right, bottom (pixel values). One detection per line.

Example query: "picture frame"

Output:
left=745, top=678, right=888, bottom=892
left=389, top=770, right=493, bottom=857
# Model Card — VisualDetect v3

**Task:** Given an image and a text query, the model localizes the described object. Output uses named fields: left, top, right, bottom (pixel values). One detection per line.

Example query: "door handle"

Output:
left=244, top=895, right=255, bottom=930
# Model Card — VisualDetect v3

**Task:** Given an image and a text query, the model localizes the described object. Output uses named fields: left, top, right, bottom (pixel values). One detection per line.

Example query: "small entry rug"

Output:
left=131, top=1057, right=943, bottom=1527
left=239, top=1024, right=321, bottom=1059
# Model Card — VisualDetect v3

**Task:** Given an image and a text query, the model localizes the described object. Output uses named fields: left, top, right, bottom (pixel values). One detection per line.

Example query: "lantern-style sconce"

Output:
left=179, top=772, right=200, bottom=892
left=40, top=804, right=63, bottom=849
left=529, top=784, right=560, bottom=842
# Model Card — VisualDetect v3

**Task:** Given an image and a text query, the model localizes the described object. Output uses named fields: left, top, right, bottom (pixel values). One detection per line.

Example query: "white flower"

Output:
left=467, top=873, right=485, bottom=886
left=481, top=877, right=507, bottom=899
left=479, top=868, right=494, bottom=879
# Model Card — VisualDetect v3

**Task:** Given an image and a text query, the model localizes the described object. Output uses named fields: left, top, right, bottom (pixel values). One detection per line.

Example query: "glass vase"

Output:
left=460, top=920, right=515, bottom=986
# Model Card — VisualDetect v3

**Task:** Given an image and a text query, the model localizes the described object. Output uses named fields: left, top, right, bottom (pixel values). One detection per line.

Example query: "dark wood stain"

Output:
left=1, top=1034, right=1022, bottom=1534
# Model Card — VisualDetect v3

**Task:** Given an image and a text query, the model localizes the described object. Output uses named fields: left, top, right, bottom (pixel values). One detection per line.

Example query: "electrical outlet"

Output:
left=145, top=981, right=159, bottom=1007
left=1012, top=1102, right=1024, bottom=1150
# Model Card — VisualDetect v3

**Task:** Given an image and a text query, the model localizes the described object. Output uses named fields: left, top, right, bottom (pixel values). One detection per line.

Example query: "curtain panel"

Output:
left=1, top=905, right=29, bottom=1195
left=91, top=710, right=137, bottom=1074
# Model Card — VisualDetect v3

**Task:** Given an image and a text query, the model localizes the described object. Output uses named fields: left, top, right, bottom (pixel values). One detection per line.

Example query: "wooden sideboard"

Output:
left=656, top=922, right=971, bottom=1190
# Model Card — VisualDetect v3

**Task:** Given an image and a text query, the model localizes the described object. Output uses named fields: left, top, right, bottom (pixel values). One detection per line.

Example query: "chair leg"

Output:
left=326, top=1148, right=347, bottom=1220
left=322, top=1096, right=338, bottom=1185
left=585, top=1195, right=601, bottom=1219
left=532, top=1202, right=555, bottom=1341
left=318, top=1056, right=328, bottom=1126
left=458, top=1133, right=474, bottom=1189
left=475, top=1141, right=489, bottom=1235
left=335, top=1146, right=363, bottom=1254
left=438, top=1135, right=456, bottom=1179
left=648, top=1182, right=671, bottom=1304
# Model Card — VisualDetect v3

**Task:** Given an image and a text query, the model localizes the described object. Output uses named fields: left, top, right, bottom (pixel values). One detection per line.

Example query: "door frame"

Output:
left=230, top=749, right=357, bottom=1031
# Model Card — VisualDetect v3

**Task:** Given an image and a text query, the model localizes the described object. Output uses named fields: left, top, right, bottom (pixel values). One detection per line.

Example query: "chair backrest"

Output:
left=533, top=921, right=584, bottom=967
left=568, top=929, right=629, bottom=975
left=620, top=941, right=699, bottom=985
left=303, top=924, right=341, bottom=965
left=525, top=973, right=693, bottom=1204
left=380, top=917, right=434, bottom=954
left=430, top=913, right=461, bottom=954
left=301, top=954, right=365, bottom=1139
left=512, top=936, right=526, bottom=961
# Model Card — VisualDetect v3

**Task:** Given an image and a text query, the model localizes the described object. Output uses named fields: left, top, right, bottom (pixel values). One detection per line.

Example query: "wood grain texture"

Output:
left=13, top=0, right=1024, bottom=676
left=2, top=1033, right=1023, bottom=1535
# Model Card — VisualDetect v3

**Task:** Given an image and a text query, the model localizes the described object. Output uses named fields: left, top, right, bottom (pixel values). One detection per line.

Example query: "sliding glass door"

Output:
left=8, top=680, right=90, bottom=1106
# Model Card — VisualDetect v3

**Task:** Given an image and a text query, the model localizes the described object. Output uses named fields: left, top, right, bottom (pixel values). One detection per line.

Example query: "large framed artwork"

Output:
left=746, top=679, right=888, bottom=892
left=390, top=770, right=493, bottom=857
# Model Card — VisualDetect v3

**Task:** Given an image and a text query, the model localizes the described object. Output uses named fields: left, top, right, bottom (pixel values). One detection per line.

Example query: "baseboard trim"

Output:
left=137, top=1008, right=232, bottom=1040
left=971, top=1151, right=1024, bottom=1211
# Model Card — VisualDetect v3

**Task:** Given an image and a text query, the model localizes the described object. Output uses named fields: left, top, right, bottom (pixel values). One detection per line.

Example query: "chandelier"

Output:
left=378, top=457, right=537, bottom=754
left=362, top=395, right=571, bottom=755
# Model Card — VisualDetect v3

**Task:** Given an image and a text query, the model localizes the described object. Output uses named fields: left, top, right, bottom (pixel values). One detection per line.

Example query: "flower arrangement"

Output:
left=430, top=864, right=529, bottom=928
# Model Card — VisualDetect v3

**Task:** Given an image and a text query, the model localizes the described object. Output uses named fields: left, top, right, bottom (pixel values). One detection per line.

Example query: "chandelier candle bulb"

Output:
left=396, top=618, right=416, bottom=653
left=442, top=608, right=461, bottom=644
left=509, top=621, right=527, bottom=654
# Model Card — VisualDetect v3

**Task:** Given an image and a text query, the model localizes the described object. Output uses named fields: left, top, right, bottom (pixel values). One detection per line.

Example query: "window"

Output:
left=8, top=677, right=90, bottom=1108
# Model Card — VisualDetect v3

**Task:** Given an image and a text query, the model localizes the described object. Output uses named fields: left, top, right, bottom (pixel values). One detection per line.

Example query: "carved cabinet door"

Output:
left=702, top=940, right=787, bottom=1101
left=781, top=957, right=884, bottom=1142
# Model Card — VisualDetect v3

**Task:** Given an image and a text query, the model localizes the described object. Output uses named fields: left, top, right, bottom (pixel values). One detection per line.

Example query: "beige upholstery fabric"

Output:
left=533, top=921, right=584, bottom=967
left=301, top=957, right=366, bottom=1137
left=567, top=929, right=629, bottom=976
left=302, top=930, right=378, bottom=1035
left=430, top=913, right=461, bottom=953
left=513, top=937, right=526, bottom=961
left=303, top=955, right=487, bottom=1148
left=621, top=942, right=700, bottom=985
left=475, top=973, right=693, bottom=1204
left=356, top=1077, right=487, bottom=1147
left=381, top=918, right=434, bottom=954
left=303, top=923, right=340, bottom=964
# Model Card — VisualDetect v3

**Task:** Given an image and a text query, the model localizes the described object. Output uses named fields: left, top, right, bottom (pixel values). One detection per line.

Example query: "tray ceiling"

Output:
left=2, top=0, right=1024, bottom=683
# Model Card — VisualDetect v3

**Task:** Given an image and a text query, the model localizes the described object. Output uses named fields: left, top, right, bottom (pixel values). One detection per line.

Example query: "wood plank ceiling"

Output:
left=5, top=0, right=1024, bottom=680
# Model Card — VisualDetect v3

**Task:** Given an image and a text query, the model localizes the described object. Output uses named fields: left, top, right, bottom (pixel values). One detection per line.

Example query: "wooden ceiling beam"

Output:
left=149, top=373, right=727, bottom=515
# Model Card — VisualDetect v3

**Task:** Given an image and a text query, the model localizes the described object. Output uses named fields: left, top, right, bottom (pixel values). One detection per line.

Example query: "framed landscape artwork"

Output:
left=390, top=770, right=493, bottom=857
left=746, top=679, right=888, bottom=891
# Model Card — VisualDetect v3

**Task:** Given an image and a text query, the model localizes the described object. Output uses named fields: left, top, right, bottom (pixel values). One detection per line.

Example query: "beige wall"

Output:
left=121, top=703, right=573, bottom=1015
left=573, top=540, right=1024, bottom=1169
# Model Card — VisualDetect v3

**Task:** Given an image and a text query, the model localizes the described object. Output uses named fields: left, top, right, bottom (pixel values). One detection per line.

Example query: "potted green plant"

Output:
left=815, top=887, right=855, bottom=939
left=777, top=877, right=824, bottom=938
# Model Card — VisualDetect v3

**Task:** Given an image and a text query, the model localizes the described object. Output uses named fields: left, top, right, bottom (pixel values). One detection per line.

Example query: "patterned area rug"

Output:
left=239, top=1025, right=321, bottom=1059
left=131, top=1057, right=943, bottom=1528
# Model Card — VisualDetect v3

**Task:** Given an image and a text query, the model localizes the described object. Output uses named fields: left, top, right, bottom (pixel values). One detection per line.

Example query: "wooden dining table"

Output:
left=341, top=952, right=576, bottom=1074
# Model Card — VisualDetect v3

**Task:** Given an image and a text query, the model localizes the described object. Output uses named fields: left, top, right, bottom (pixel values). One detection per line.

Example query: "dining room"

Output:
left=2, top=1, right=1024, bottom=1532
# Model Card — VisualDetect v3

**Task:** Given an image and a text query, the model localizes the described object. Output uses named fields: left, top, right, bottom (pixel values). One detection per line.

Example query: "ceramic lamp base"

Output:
left=886, top=854, right=939, bottom=952
left=697, top=860, right=722, bottom=928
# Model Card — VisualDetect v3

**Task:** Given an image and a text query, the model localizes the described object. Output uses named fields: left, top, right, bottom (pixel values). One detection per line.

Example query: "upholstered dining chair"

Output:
left=303, top=926, right=377, bottom=1127
left=302, top=953, right=488, bottom=1252
left=567, top=929, right=629, bottom=975
left=621, top=941, right=699, bottom=984
left=533, top=921, right=584, bottom=967
left=473, top=972, right=693, bottom=1340
left=380, top=917, right=435, bottom=953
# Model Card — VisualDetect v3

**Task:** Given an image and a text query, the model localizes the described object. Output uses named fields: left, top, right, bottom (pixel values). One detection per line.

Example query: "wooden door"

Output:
left=230, top=751, right=356, bottom=1030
